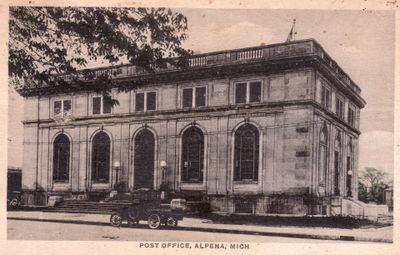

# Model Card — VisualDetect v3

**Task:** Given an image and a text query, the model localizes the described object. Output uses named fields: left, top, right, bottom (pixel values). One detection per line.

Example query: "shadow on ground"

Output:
left=194, top=213, right=392, bottom=229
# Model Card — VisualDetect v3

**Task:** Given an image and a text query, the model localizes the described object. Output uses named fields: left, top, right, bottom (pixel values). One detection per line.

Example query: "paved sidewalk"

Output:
left=7, top=211, right=393, bottom=243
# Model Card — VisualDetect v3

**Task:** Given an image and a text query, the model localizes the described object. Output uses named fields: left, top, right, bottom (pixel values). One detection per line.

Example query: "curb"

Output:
left=7, top=216, right=392, bottom=243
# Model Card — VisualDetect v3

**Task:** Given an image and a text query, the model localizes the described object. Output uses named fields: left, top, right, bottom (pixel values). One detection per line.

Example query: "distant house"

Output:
left=383, top=185, right=393, bottom=211
left=16, top=39, right=366, bottom=215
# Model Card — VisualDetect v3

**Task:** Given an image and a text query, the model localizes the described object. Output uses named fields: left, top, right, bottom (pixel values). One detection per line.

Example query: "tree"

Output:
left=357, top=181, right=368, bottom=202
left=9, top=7, right=191, bottom=95
left=359, top=167, right=388, bottom=204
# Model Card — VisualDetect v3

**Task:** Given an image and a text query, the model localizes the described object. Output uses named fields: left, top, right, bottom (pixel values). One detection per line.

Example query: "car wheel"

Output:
left=166, top=217, right=178, bottom=227
left=110, top=212, right=122, bottom=227
left=148, top=213, right=161, bottom=229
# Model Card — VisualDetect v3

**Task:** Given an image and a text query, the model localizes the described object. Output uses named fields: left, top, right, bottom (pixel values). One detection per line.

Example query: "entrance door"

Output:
left=134, top=129, right=155, bottom=189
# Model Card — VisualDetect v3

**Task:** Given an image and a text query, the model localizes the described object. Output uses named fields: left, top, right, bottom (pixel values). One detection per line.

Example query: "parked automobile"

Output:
left=107, top=189, right=186, bottom=229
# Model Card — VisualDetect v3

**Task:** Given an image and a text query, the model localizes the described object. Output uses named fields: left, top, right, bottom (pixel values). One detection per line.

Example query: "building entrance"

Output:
left=134, top=129, right=155, bottom=189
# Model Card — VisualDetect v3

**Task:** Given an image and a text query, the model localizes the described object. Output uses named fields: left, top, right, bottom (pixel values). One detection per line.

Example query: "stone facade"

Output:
left=18, top=39, right=365, bottom=215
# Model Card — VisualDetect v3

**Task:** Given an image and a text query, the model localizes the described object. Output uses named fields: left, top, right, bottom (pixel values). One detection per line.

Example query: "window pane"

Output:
left=54, top=101, right=62, bottom=117
left=147, top=92, right=157, bottom=111
left=63, top=100, right=72, bottom=117
left=235, top=83, right=247, bottom=104
left=348, top=109, right=351, bottom=125
left=195, top=87, right=206, bottom=107
left=249, top=82, right=261, bottom=102
left=103, top=96, right=112, bottom=114
left=325, top=90, right=331, bottom=109
left=336, top=99, right=339, bottom=115
left=135, top=93, right=144, bottom=112
left=234, top=124, right=259, bottom=181
left=321, top=87, right=326, bottom=106
left=336, top=99, right=343, bottom=118
left=348, top=108, right=355, bottom=127
left=92, top=97, right=101, bottom=114
left=181, top=127, right=204, bottom=182
left=182, top=88, right=193, bottom=108
left=340, top=102, right=343, bottom=118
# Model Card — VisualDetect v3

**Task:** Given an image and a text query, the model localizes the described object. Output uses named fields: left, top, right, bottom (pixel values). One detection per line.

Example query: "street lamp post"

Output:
left=159, top=160, right=167, bottom=201
left=113, top=161, right=121, bottom=190
left=160, top=160, right=167, bottom=191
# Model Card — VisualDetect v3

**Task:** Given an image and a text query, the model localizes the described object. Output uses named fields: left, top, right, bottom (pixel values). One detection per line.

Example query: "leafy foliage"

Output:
left=358, top=181, right=368, bottom=202
left=358, top=167, right=389, bottom=204
left=9, top=7, right=191, bottom=94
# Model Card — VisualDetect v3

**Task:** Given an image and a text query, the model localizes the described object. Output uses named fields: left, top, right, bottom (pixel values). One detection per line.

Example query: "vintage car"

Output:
left=107, top=189, right=186, bottom=229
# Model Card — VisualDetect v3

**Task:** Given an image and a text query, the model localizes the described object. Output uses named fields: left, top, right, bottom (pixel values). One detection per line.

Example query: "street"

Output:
left=8, top=219, right=336, bottom=242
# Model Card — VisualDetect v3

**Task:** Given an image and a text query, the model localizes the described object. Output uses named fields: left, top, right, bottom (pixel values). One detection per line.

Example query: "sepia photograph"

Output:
left=3, top=1, right=397, bottom=252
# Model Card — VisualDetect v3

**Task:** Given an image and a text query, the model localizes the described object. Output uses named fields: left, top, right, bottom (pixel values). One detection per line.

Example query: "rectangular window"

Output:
left=103, top=95, right=112, bottom=114
left=92, top=97, right=101, bottom=115
left=63, top=100, right=72, bottom=117
left=183, top=88, right=193, bottom=108
left=348, top=108, right=355, bottom=127
left=54, top=101, right=62, bottom=117
left=235, top=81, right=262, bottom=104
left=135, top=91, right=157, bottom=112
left=92, top=96, right=112, bottom=115
left=182, top=87, right=206, bottom=108
left=147, top=92, right=157, bottom=111
left=321, top=86, right=331, bottom=109
left=235, top=83, right=247, bottom=104
left=249, top=81, right=261, bottom=103
left=135, top=93, right=145, bottom=112
left=54, top=99, right=72, bottom=118
left=326, top=90, right=331, bottom=109
left=195, top=87, right=206, bottom=107
left=336, top=98, right=344, bottom=119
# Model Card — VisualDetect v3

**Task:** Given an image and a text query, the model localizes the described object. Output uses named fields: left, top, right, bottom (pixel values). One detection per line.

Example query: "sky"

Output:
left=8, top=8, right=395, bottom=179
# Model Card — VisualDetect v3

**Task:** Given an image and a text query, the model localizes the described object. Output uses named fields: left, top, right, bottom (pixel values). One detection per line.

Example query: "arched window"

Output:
left=134, top=129, right=155, bottom=189
left=346, top=142, right=353, bottom=197
left=234, top=124, right=259, bottom=181
left=181, top=126, right=204, bottom=182
left=318, top=127, right=328, bottom=184
left=334, top=134, right=341, bottom=195
left=92, top=131, right=111, bottom=183
left=53, top=134, right=70, bottom=182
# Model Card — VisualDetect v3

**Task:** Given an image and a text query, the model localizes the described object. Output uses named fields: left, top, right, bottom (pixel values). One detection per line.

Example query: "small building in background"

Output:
left=383, top=185, right=393, bottom=212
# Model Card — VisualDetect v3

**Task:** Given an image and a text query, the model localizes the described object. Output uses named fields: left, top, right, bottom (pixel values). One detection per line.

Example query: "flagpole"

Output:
left=285, top=19, right=297, bottom=43
left=293, top=19, right=296, bottom=41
